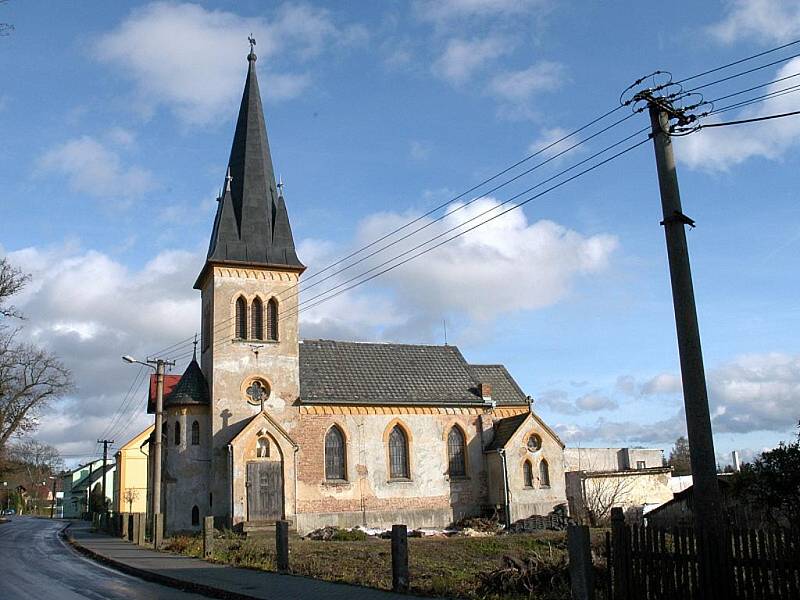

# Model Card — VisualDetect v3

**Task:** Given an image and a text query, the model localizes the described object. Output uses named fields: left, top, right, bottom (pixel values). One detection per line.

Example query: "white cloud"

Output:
left=95, top=2, right=364, bottom=124
left=39, top=135, right=155, bottom=200
left=529, top=126, right=576, bottom=159
left=677, top=58, right=800, bottom=171
left=489, top=61, right=564, bottom=103
left=575, top=393, right=618, bottom=412
left=709, top=0, right=800, bottom=44
left=415, top=0, right=549, bottom=23
left=642, top=373, right=682, bottom=396
left=432, top=36, right=510, bottom=84
left=409, top=140, right=432, bottom=160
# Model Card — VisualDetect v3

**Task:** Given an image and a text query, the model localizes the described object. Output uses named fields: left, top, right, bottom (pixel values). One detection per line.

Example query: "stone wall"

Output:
left=563, top=447, right=664, bottom=472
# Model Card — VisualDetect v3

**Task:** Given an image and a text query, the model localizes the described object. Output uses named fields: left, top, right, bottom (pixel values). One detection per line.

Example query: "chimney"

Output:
left=478, top=382, right=493, bottom=403
left=732, top=450, right=741, bottom=472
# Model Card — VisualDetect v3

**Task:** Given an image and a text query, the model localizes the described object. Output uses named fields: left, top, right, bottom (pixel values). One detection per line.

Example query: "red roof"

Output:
left=147, top=373, right=181, bottom=414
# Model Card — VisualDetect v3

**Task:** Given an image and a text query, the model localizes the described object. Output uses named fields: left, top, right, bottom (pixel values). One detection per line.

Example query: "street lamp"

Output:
left=49, top=476, right=57, bottom=519
left=2, top=481, right=8, bottom=513
left=121, top=354, right=174, bottom=548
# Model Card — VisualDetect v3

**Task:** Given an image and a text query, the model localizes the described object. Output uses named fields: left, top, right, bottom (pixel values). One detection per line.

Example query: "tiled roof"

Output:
left=469, top=364, right=529, bottom=406
left=485, top=413, right=529, bottom=451
left=299, top=339, right=520, bottom=406
left=147, top=374, right=181, bottom=414
left=164, top=359, right=210, bottom=409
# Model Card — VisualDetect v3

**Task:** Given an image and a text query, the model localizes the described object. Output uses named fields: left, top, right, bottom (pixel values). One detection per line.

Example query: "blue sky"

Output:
left=2, top=1, right=800, bottom=467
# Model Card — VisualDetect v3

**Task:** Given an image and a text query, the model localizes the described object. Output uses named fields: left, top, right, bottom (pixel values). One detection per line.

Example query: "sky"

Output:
left=2, top=0, right=800, bottom=468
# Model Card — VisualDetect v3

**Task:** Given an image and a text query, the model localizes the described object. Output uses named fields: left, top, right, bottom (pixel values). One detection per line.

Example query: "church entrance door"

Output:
left=246, top=461, right=283, bottom=521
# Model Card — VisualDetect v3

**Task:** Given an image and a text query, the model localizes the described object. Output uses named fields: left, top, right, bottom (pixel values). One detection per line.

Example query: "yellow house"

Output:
left=113, top=425, right=153, bottom=514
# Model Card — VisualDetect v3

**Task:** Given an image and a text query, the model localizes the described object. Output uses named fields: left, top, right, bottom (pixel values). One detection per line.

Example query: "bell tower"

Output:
left=193, top=43, right=304, bottom=522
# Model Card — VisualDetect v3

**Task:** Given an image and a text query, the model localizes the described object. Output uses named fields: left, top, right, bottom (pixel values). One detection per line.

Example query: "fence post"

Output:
left=568, top=524, right=595, bottom=600
left=276, top=520, right=289, bottom=572
left=203, top=516, right=214, bottom=559
left=392, top=524, right=409, bottom=593
left=120, top=512, right=129, bottom=539
left=131, top=513, right=140, bottom=543
left=611, top=507, right=628, bottom=600
left=153, top=512, right=164, bottom=549
left=136, top=513, right=147, bottom=545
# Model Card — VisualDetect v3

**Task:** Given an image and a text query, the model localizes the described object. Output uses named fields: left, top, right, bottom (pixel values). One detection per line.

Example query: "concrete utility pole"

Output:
left=97, top=439, right=113, bottom=513
left=122, top=355, right=174, bottom=543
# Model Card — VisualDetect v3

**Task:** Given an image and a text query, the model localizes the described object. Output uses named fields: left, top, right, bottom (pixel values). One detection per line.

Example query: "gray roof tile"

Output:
left=485, top=413, right=529, bottom=451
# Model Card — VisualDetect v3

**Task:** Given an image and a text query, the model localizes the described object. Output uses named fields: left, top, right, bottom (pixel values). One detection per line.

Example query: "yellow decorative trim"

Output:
left=298, top=405, right=529, bottom=416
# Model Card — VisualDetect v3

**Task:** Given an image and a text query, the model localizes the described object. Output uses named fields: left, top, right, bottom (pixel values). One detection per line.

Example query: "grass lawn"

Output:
left=164, top=530, right=578, bottom=599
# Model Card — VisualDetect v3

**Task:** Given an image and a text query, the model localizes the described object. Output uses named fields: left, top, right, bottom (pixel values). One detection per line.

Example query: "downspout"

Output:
left=227, top=443, right=234, bottom=529
left=498, top=449, right=511, bottom=529
left=293, top=446, right=298, bottom=522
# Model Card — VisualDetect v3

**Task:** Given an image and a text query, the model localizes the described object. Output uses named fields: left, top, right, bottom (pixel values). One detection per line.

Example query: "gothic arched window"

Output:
left=235, top=296, right=247, bottom=339
left=191, top=420, right=200, bottom=445
left=251, top=297, right=264, bottom=340
left=539, top=459, right=550, bottom=488
left=447, top=426, right=466, bottom=477
left=388, top=425, right=410, bottom=479
left=174, top=421, right=181, bottom=446
left=523, top=460, right=533, bottom=487
left=325, top=426, right=346, bottom=480
left=267, top=298, right=278, bottom=341
left=191, top=505, right=199, bottom=526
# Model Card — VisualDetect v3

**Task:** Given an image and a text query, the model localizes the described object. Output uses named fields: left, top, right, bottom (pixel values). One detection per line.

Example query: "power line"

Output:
left=684, top=50, right=800, bottom=94
left=698, top=109, right=800, bottom=129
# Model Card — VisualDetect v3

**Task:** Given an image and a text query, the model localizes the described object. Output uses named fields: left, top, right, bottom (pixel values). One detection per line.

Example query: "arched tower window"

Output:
left=162, top=423, right=169, bottom=443
left=447, top=426, right=466, bottom=477
left=256, top=437, right=270, bottom=458
left=191, top=505, right=199, bottom=526
left=191, top=420, right=200, bottom=445
left=539, top=459, right=550, bottom=488
left=523, top=460, right=533, bottom=487
left=235, top=296, right=247, bottom=339
left=174, top=421, right=181, bottom=446
left=251, top=297, right=264, bottom=340
left=267, top=298, right=278, bottom=341
left=325, top=426, right=346, bottom=480
left=388, top=425, right=410, bottom=479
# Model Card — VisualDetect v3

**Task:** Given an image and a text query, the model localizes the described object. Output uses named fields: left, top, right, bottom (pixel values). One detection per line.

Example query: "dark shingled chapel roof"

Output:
left=298, top=339, right=529, bottom=407
left=469, top=364, right=529, bottom=405
left=164, top=359, right=210, bottom=409
left=198, top=48, right=303, bottom=286
left=485, top=413, right=529, bottom=451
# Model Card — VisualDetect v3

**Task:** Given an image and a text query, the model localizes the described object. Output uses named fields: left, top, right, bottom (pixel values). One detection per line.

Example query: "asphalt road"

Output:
left=0, top=516, right=207, bottom=600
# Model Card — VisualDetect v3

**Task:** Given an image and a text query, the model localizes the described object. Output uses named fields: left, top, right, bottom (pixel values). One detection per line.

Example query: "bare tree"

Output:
left=123, top=488, right=140, bottom=512
left=0, top=1, right=14, bottom=37
left=10, top=439, right=64, bottom=483
left=0, top=258, right=29, bottom=319
left=581, top=474, right=636, bottom=526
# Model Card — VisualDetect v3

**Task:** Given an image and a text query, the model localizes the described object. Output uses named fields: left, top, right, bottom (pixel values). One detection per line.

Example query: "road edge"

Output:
left=61, top=523, right=261, bottom=600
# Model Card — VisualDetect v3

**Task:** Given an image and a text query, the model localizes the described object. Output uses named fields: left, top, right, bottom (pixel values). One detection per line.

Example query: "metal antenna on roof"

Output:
left=443, top=320, right=448, bottom=345
left=225, top=166, right=232, bottom=192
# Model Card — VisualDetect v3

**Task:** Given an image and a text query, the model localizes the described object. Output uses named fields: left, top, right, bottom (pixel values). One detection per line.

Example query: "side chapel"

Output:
left=151, top=46, right=567, bottom=535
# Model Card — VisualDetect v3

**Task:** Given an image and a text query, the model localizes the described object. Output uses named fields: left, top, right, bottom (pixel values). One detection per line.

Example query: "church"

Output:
left=152, top=46, right=567, bottom=535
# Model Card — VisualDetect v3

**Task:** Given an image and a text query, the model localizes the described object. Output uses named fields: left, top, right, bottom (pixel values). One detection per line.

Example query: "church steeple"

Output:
left=199, top=44, right=303, bottom=287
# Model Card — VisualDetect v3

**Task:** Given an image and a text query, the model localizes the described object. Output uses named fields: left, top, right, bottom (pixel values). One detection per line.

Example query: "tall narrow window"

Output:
left=325, top=426, right=346, bottom=480
left=235, top=296, right=247, bottom=339
left=191, top=505, right=199, bottom=526
left=162, top=423, right=169, bottom=443
left=202, top=303, right=211, bottom=350
left=539, top=459, right=550, bottom=488
left=191, top=420, right=200, bottom=445
left=251, top=297, right=264, bottom=340
left=523, top=460, right=533, bottom=487
left=174, top=421, right=181, bottom=446
left=388, top=425, right=410, bottom=479
left=447, top=426, right=466, bottom=477
left=267, top=298, right=278, bottom=341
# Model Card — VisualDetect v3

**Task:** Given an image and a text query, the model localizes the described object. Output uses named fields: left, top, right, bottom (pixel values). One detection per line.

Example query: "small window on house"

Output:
left=388, top=425, right=410, bottom=479
left=325, top=426, right=346, bottom=480
left=539, top=459, right=550, bottom=488
left=256, top=437, right=270, bottom=458
left=267, top=298, right=278, bottom=341
left=235, top=296, right=247, bottom=339
left=447, top=426, right=467, bottom=477
left=191, top=420, right=200, bottom=445
left=523, top=460, right=534, bottom=487
left=527, top=434, right=542, bottom=452
left=191, top=505, right=199, bottom=526
left=636, top=460, right=646, bottom=470
left=174, top=421, right=181, bottom=446
left=251, top=297, right=264, bottom=340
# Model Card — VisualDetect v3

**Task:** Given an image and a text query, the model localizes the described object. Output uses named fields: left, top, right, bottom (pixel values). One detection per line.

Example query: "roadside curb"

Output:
left=61, top=523, right=261, bottom=600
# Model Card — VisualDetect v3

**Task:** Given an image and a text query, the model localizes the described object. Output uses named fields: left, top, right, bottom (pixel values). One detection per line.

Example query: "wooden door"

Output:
left=246, top=461, right=283, bottom=521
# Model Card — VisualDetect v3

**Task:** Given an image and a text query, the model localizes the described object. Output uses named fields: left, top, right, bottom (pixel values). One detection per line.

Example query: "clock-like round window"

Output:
left=244, top=378, right=271, bottom=406
left=527, top=433, right=542, bottom=452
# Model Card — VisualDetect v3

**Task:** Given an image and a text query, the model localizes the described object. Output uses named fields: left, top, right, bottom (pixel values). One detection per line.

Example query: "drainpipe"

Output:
left=227, top=443, right=234, bottom=529
left=497, top=449, right=511, bottom=529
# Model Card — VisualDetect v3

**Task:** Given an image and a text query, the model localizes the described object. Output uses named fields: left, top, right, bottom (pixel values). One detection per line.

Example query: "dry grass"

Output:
left=163, top=530, right=574, bottom=599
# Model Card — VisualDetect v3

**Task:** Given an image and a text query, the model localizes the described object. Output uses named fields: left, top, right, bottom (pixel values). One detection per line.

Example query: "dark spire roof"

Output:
left=164, top=359, right=209, bottom=409
left=200, top=49, right=303, bottom=283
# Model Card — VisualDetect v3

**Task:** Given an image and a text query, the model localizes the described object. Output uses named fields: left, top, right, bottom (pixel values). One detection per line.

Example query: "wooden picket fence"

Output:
left=601, top=508, right=800, bottom=600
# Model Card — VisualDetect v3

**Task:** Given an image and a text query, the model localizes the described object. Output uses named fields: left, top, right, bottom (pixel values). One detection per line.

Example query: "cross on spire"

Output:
left=248, top=34, right=257, bottom=60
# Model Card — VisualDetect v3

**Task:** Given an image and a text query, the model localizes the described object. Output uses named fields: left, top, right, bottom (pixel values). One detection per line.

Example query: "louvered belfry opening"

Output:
left=325, top=426, right=346, bottom=480
left=235, top=296, right=247, bottom=339
left=447, top=427, right=466, bottom=476
left=251, top=297, right=264, bottom=340
left=389, top=425, right=410, bottom=479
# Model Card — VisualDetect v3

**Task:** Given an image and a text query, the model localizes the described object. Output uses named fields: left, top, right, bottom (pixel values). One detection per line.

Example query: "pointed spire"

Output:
left=199, top=40, right=303, bottom=285
left=192, top=333, right=198, bottom=361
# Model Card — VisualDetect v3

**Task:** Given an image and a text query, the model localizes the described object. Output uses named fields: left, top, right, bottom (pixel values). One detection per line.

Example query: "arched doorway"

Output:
left=246, top=435, right=284, bottom=521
